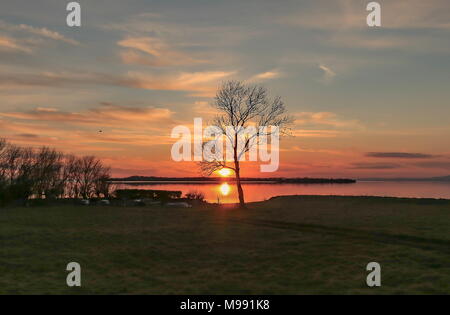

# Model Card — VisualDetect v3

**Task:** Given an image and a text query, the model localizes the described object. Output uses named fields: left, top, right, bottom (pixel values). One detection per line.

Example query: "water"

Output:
left=116, top=181, right=450, bottom=203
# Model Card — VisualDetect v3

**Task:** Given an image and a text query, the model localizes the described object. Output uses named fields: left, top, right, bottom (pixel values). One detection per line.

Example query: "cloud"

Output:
left=291, top=112, right=362, bottom=138
left=288, top=146, right=349, bottom=156
left=118, top=36, right=202, bottom=67
left=0, top=70, right=235, bottom=97
left=16, top=133, right=39, bottom=138
left=415, top=161, right=450, bottom=170
left=36, top=107, right=58, bottom=112
left=249, top=70, right=281, bottom=82
left=104, top=12, right=258, bottom=46
left=1, top=104, right=174, bottom=127
left=0, top=20, right=80, bottom=47
left=126, top=70, right=235, bottom=97
left=0, top=71, right=130, bottom=89
left=279, top=0, right=450, bottom=31
left=278, top=0, right=450, bottom=53
left=0, top=103, right=180, bottom=153
left=319, top=64, right=336, bottom=82
left=291, top=129, right=343, bottom=138
left=366, top=152, right=436, bottom=159
left=350, top=162, right=402, bottom=170
left=193, top=101, right=218, bottom=117
left=0, top=35, right=32, bottom=53
left=12, top=24, right=79, bottom=45
left=294, top=112, right=361, bottom=129
left=118, top=37, right=167, bottom=56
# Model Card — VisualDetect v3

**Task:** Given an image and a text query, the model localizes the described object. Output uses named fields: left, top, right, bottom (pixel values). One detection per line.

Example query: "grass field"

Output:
left=1, top=195, right=449, bottom=294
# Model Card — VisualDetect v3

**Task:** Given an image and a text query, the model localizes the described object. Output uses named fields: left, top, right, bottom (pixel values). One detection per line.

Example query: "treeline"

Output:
left=0, top=138, right=111, bottom=206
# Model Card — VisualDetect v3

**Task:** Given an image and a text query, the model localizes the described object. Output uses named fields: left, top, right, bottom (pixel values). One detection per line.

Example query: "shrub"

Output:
left=185, top=191, right=205, bottom=201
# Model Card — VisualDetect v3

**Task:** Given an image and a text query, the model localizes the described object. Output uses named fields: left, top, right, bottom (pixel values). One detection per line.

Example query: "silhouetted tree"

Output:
left=32, top=147, right=64, bottom=199
left=77, top=156, right=107, bottom=199
left=0, top=138, right=112, bottom=205
left=200, top=81, right=292, bottom=207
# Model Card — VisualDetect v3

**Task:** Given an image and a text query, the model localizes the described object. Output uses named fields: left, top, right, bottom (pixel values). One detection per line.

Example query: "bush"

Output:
left=185, top=191, right=205, bottom=202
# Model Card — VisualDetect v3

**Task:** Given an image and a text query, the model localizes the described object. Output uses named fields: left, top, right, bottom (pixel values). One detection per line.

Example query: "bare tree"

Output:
left=0, top=138, right=114, bottom=204
left=199, top=81, right=292, bottom=207
left=2, top=143, right=23, bottom=185
left=61, top=154, right=80, bottom=198
left=0, top=139, right=7, bottom=182
left=32, top=147, right=64, bottom=199
left=0, top=139, right=8, bottom=202
left=0, top=142, right=35, bottom=202
left=77, top=156, right=110, bottom=199
left=94, top=167, right=112, bottom=198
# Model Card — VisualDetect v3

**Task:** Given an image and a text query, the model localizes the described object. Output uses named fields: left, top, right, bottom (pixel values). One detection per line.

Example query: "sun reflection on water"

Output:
left=219, top=183, right=231, bottom=196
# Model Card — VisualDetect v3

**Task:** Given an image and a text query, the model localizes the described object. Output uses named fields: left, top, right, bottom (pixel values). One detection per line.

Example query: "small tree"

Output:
left=200, top=81, right=292, bottom=207
left=77, top=156, right=109, bottom=199
left=94, top=171, right=112, bottom=198
left=32, top=147, right=64, bottom=199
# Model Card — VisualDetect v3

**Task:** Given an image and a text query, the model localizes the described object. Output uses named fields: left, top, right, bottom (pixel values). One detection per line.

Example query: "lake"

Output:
left=116, top=181, right=450, bottom=203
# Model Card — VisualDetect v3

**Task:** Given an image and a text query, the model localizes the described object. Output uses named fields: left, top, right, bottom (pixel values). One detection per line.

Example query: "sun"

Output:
left=217, top=168, right=232, bottom=177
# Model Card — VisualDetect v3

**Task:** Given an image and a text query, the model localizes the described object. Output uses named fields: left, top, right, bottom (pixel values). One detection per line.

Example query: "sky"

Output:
left=0, top=0, right=450, bottom=178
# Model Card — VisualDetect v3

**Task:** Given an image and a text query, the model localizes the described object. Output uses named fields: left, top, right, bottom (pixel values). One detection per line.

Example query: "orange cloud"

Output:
left=294, top=112, right=362, bottom=129
left=1, top=104, right=175, bottom=127
left=118, top=37, right=168, bottom=56
left=249, top=70, right=282, bottom=82
left=0, top=35, right=32, bottom=53
left=291, top=129, right=343, bottom=138
left=118, top=36, right=204, bottom=66
left=0, top=70, right=234, bottom=97
left=0, top=20, right=79, bottom=45
left=127, top=70, right=236, bottom=97
left=0, top=103, right=181, bottom=161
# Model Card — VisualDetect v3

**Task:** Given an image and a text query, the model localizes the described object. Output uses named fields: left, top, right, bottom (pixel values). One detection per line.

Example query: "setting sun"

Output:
left=217, top=168, right=232, bottom=177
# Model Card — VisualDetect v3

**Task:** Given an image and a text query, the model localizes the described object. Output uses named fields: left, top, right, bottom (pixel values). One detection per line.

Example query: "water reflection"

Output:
left=117, top=181, right=450, bottom=203
left=219, top=183, right=231, bottom=196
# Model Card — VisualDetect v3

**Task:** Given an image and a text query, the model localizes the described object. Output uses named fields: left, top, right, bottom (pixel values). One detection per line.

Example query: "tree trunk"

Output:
left=234, top=160, right=245, bottom=208
left=233, top=133, right=246, bottom=208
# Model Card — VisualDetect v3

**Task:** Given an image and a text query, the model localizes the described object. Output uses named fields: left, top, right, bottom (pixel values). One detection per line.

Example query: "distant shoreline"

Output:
left=110, top=176, right=357, bottom=184
left=358, top=175, right=450, bottom=182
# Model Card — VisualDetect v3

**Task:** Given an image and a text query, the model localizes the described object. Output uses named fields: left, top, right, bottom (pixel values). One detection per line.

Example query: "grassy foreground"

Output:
left=1, top=195, right=449, bottom=294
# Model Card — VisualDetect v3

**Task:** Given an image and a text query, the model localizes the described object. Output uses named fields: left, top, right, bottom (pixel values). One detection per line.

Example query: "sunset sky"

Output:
left=1, top=0, right=450, bottom=178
